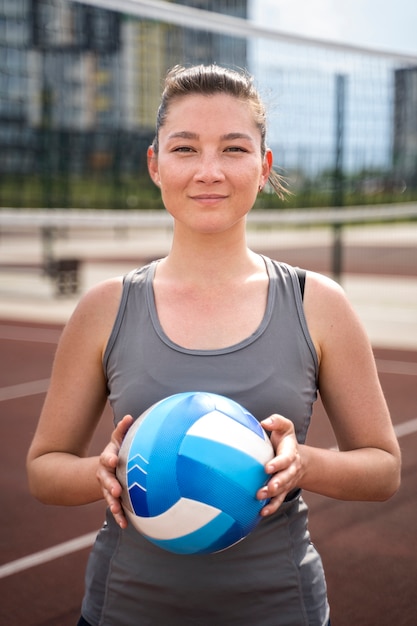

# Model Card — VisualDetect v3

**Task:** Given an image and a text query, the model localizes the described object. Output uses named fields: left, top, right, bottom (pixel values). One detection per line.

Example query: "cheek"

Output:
left=233, top=163, right=262, bottom=188
left=158, top=157, right=190, bottom=185
left=158, top=171, right=186, bottom=207
left=160, top=174, right=186, bottom=196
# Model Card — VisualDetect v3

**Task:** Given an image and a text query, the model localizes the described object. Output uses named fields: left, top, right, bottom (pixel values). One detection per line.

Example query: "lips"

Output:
left=191, top=194, right=227, bottom=202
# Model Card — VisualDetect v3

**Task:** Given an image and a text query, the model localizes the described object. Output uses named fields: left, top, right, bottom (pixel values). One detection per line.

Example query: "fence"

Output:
left=1, top=0, right=417, bottom=210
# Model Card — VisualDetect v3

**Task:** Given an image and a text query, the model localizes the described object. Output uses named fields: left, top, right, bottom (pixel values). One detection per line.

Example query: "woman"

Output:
left=27, top=64, right=401, bottom=626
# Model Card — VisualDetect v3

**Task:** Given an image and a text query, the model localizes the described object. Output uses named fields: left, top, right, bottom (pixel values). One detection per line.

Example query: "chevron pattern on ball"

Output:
left=118, top=392, right=274, bottom=555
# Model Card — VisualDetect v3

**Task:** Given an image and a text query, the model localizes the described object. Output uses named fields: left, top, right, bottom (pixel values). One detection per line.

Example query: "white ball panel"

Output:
left=127, top=497, right=221, bottom=540
left=186, top=412, right=274, bottom=464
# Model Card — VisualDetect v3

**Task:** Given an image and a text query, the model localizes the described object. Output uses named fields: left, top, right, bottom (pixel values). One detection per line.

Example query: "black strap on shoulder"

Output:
left=295, top=267, right=306, bottom=300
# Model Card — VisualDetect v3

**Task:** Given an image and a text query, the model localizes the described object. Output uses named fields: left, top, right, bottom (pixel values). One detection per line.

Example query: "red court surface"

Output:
left=1, top=249, right=416, bottom=625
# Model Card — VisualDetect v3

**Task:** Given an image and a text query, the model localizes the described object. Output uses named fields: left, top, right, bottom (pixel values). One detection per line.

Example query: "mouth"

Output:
left=190, top=194, right=227, bottom=204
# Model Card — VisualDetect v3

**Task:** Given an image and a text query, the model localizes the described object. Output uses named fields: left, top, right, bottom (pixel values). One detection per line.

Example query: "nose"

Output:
left=193, top=152, right=225, bottom=184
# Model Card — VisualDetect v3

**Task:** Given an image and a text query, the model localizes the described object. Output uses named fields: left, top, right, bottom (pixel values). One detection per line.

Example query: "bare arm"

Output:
left=26, top=278, right=123, bottom=506
left=259, top=272, right=401, bottom=515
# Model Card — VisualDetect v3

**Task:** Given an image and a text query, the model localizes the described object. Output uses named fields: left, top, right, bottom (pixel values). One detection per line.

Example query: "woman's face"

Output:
left=148, top=93, right=272, bottom=235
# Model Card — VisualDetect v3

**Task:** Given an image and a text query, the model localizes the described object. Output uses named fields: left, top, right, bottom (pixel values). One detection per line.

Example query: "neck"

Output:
left=160, top=222, right=260, bottom=286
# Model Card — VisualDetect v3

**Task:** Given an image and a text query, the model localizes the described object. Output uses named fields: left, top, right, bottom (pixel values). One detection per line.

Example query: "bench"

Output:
left=1, top=257, right=81, bottom=296
left=45, top=257, right=81, bottom=295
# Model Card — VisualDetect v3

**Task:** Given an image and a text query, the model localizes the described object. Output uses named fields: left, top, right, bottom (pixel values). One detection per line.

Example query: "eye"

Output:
left=224, top=146, right=248, bottom=153
left=172, top=146, right=195, bottom=153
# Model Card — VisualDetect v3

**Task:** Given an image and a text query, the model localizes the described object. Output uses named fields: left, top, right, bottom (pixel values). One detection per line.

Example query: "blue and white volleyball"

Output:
left=117, top=391, right=274, bottom=555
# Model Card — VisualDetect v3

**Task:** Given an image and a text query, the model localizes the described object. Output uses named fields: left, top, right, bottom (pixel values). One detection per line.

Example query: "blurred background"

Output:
left=1, top=0, right=416, bottom=211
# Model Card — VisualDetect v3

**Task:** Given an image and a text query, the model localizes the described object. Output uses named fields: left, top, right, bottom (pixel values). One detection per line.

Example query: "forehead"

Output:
left=162, top=93, right=259, bottom=133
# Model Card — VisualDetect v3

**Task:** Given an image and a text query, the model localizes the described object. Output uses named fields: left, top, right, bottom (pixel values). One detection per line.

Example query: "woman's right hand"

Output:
left=97, top=414, right=134, bottom=529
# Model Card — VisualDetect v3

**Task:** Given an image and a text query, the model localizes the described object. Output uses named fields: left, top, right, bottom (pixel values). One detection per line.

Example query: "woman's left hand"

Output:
left=257, top=414, right=304, bottom=516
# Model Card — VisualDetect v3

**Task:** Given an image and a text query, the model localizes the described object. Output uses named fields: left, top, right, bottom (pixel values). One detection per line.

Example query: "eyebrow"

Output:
left=167, top=131, right=255, bottom=143
left=221, top=132, right=254, bottom=142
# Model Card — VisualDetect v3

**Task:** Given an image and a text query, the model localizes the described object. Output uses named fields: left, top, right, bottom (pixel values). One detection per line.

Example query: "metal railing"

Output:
left=1, top=203, right=416, bottom=290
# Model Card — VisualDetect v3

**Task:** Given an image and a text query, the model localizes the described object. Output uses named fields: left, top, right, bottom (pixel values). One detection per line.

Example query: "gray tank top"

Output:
left=81, top=258, right=330, bottom=626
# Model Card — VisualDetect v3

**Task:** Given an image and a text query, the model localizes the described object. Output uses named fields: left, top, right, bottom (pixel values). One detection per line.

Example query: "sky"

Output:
left=251, top=0, right=417, bottom=58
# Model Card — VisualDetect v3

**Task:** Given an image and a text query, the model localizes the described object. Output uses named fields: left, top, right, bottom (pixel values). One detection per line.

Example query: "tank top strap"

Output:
left=103, top=266, right=145, bottom=374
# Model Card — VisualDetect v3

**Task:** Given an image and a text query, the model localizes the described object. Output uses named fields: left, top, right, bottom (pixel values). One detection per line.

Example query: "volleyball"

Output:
left=117, top=391, right=274, bottom=555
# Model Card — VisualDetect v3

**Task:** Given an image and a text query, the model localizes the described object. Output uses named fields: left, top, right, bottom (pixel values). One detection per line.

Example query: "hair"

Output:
left=152, top=64, right=287, bottom=198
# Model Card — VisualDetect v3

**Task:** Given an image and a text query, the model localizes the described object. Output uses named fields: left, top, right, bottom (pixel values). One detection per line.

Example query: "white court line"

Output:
left=0, top=415, right=416, bottom=581
left=376, top=359, right=417, bottom=376
left=394, top=418, right=417, bottom=439
left=0, top=324, right=61, bottom=344
left=0, top=532, right=98, bottom=580
left=0, top=379, right=50, bottom=402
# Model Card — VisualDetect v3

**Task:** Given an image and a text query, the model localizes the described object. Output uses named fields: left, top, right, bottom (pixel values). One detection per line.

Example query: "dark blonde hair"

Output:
left=152, top=64, right=287, bottom=198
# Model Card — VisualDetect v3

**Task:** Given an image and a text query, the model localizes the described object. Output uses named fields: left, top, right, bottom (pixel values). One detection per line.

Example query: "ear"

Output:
left=147, top=145, right=160, bottom=187
left=260, top=149, right=273, bottom=190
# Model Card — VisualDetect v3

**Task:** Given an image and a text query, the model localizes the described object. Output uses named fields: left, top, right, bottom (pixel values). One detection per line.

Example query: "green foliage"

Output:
left=0, top=167, right=415, bottom=211
left=0, top=174, right=164, bottom=211
left=254, top=167, right=416, bottom=210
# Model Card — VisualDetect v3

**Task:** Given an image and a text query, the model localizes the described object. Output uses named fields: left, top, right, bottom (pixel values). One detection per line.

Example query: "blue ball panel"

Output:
left=145, top=393, right=220, bottom=516
left=177, top=455, right=266, bottom=533
left=126, top=399, right=183, bottom=514
left=128, top=392, right=206, bottom=516
left=180, top=435, right=269, bottom=494
left=143, top=510, right=241, bottom=555
left=183, top=391, right=218, bottom=418
left=126, top=456, right=149, bottom=515
left=128, top=392, right=192, bottom=463
left=126, top=454, right=148, bottom=486
left=213, top=395, right=265, bottom=439
left=128, top=482, right=149, bottom=516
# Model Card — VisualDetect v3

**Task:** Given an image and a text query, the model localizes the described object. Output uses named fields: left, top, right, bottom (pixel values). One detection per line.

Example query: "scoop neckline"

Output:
left=146, top=257, right=275, bottom=356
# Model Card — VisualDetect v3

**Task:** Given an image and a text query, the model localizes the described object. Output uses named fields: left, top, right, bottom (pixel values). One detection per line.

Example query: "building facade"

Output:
left=0, top=0, right=248, bottom=207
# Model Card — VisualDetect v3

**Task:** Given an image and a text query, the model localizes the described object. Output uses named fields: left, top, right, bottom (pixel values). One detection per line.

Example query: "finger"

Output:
left=101, top=476, right=129, bottom=528
left=99, top=444, right=119, bottom=471
left=97, top=461, right=120, bottom=497
left=113, top=510, right=128, bottom=529
left=258, top=472, right=286, bottom=500
left=102, top=415, right=135, bottom=469
left=112, top=414, right=135, bottom=446
left=261, top=413, right=293, bottom=434
left=265, top=448, right=297, bottom=475
left=259, top=491, right=288, bottom=517
left=108, top=495, right=128, bottom=529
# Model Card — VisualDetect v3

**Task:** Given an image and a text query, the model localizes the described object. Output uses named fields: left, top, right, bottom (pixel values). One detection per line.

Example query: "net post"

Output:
left=332, top=74, right=347, bottom=283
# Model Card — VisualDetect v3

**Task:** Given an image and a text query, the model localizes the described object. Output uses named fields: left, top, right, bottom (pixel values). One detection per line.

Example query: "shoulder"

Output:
left=72, top=276, right=123, bottom=324
left=303, top=271, right=369, bottom=364
left=59, top=276, right=124, bottom=358
left=305, top=270, right=346, bottom=301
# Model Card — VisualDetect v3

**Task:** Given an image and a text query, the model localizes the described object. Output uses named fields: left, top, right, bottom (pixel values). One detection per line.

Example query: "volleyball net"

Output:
left=2, top=0, right=417, bottom=210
